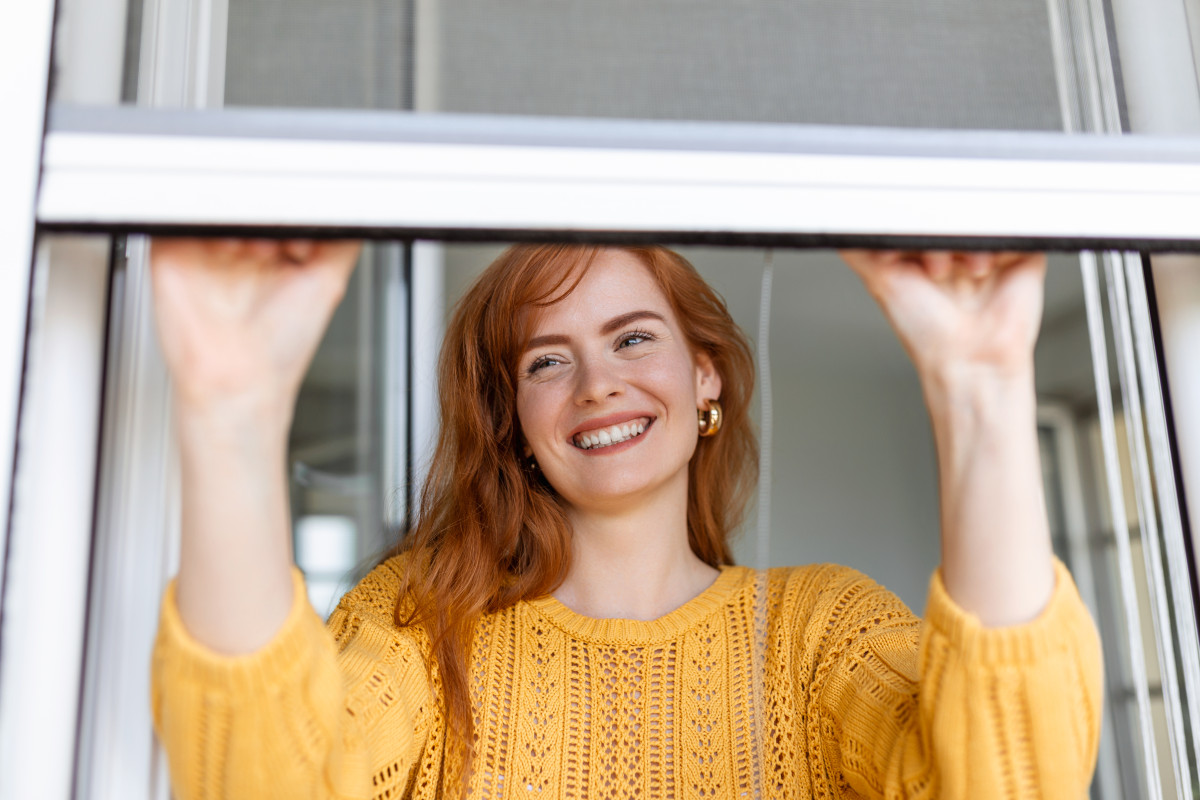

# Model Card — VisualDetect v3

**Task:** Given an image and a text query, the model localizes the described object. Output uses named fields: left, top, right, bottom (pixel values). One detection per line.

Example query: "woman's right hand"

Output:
left=151, top=238, right=361, bottom=424
left=149, top=238, right=361, bottom=654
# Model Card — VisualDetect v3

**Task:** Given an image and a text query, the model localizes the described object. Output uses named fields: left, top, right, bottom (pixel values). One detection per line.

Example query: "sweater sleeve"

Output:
left=151, top=564, right=438, bottom=800
left=805, top=559, right=1103, bottom=799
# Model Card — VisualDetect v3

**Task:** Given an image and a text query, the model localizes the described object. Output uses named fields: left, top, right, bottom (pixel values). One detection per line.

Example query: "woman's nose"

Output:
left=573, top=355, right=623, bottom=404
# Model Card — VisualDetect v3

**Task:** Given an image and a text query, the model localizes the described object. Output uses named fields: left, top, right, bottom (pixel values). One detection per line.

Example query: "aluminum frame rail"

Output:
left=37, top=105, right=1200, bottom=249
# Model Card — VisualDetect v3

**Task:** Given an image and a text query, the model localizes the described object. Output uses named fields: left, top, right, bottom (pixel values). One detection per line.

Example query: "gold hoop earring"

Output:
left=697, top=399, right=722, bottom=437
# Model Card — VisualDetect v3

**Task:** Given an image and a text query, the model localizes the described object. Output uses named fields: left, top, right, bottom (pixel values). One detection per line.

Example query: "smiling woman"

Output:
left=149, top=239, right=1101, bottom=799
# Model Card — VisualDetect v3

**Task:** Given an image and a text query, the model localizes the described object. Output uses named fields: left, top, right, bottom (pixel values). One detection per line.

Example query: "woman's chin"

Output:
left=554, top=468, right=687, bottom=515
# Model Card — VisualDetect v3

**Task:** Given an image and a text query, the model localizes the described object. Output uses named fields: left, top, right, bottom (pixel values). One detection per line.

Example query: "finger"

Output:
left=838, top=249, right=902, bottom=278
left=281, top=239, right=316, bottom=264
left=961, top=252, right=992, bottom=279
left=316, top=240, right=363, bottom=273
left=989, top=251, right=1048, bottom=279
left=150, top=238, right=216, bottom=273
left=837, top=249, right=871, bottom=272
left=212, top=238, right=246, bottom=260
left=148, top=236, right=194, bottom=263
left=924, top=251, right=954, bottom=281
left=247, top=238, right=283, bottom=261
left=310, top=241, right=364, bottom=291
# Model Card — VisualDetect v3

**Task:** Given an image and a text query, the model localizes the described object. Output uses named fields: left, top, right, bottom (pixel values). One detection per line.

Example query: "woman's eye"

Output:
left=618, top=330, right=654, bottom=349
left=527, top=355, right=560, bottom=374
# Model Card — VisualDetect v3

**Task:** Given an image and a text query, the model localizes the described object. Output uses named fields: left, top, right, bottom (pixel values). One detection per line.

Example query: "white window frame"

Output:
left=0, top=2, right=82, bottom=800
left=36, top=105, right=1200, bottom=245
left=4, top=0, right=1200, bottom=799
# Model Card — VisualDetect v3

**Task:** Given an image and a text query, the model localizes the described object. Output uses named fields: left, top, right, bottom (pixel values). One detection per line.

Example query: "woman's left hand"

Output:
left=840, top=250, right=1047, bottom=381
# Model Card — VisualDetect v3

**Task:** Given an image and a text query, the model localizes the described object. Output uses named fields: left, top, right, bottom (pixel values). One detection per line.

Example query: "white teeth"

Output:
left=574, top=419, right=650, bottom=449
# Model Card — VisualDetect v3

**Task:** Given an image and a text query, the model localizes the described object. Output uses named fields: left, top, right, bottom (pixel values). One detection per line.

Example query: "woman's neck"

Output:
left=554, top=482, right=720, bottom=621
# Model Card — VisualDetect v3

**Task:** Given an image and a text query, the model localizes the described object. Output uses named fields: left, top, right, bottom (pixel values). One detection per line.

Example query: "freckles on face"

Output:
left=513, top=250, right=719, bottom=511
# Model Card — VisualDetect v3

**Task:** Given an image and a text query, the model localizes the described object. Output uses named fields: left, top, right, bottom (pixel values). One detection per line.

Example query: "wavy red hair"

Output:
left=394, top=243, right=757, bottom=764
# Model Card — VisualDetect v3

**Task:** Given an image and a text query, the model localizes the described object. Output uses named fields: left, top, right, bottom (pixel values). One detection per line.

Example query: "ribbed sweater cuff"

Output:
left=156, top=567, right=324, bottom=694
left=924, top=559, right=1086, bottom=664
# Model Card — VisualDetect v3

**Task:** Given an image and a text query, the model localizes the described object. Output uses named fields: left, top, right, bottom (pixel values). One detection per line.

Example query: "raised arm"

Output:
left=150, top=239, right=445, bottom=800
left=840, top=250, right=1054, bottom=627
left=150, top=237, right=359, bottom=651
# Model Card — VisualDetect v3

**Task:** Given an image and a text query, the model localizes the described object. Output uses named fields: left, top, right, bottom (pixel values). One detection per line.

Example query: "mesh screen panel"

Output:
left=225, top=0, right=411, bottom=109
left=223, top=0, right=1063, bottom=129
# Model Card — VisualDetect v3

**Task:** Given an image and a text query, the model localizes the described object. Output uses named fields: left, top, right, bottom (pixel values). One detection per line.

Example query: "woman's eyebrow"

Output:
left=525, top=311, right=667, bottom=351
left=599, top=310, right=667, bottom=335
left=525, top=333, right=570, bottom=350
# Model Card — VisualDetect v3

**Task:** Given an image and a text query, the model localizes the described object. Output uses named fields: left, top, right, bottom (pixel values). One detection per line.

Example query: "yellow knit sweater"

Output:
left=152, top=558, right=1101, bottom=799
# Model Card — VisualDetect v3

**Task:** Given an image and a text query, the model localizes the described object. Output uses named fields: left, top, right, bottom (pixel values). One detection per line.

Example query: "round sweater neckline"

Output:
left=524, top=564, right=751, bottom=644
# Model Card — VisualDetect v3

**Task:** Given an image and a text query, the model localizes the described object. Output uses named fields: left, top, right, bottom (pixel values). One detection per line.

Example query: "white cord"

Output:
left=756, top=250, right=774, bottom=569
left=750, top=250, right=776, bottom=796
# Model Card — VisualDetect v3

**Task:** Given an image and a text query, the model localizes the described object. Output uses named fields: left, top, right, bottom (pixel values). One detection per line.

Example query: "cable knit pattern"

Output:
left=152, top=558, right=1101, bottom=799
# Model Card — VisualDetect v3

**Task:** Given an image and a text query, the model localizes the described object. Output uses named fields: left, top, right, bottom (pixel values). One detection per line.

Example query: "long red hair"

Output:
left=395, top=243, right=757, bottom=761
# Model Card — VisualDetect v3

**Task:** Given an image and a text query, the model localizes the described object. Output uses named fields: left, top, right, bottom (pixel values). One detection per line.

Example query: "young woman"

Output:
left=149, top=239, right=1101, bottom=799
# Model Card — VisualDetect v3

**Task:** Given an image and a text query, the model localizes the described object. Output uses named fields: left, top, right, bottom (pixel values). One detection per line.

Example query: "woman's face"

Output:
left=515, top=250, right=721, bottom=514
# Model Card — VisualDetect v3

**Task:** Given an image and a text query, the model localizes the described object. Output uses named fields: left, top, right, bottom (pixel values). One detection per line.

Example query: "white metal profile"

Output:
left=0, top=0, right=55, bottom=611
left=0, top=0, right=73, bottom=798
left=37, top=107, right=1200, bottom=247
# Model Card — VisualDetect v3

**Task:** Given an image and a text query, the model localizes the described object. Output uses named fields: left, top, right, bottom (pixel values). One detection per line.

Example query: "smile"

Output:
left=572, top=417, right=651, bottom=450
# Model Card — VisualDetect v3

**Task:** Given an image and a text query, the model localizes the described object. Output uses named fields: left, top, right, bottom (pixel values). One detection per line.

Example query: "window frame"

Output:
left=37, top=104, right=1200, bottom=249
left=4, top=1, right=1200, bottom=799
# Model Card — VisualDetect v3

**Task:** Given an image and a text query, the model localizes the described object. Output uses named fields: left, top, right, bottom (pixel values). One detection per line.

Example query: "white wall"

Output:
left=734, top=368, right=941, bottom=614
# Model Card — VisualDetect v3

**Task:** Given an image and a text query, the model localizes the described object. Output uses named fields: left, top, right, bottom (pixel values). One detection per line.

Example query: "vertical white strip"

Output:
left=53, top=0, right=133, bottom=105
left=73, top=2, right=229, bottom=798
left=1043, top=0, right=1082, bottom=132
left=76, top=240, right=180, bottom=800
left=1081, top=252, right=1164, bottom=800
left=1186, top=0, right=1200, bottom=91
left=0, top=0, right=55, bottom=614
left=0, top=1, right=86, bottom=798
left=0, top=239, right=111, bottom=800
left=755, top=252, right=774, bottom=569
left=380, top=247, right=410, bottom=532
left=1104, top=6, right=1200, bottom=791
left=1150, top=257, right=1200, bottom=604
left=139, top=0, right=228, bottom=108
left=1126, top=256, right=1200, bottom=794
left=1107, top=0, right=1200, bottom=133
left=413, top=0, right=441, bottom=112
left=199, top=0, right=229, bottom=108
left=1105, top=253, right=1190, bottom=799
left=410, top=242, right=445, bottom=515
left=1042, top=0, right=1124, bottom=135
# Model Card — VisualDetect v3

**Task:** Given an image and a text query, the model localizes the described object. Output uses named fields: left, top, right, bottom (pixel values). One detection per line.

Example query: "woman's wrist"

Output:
left=174, top=388, right=295, bottom=450
left=918, top=359, right=1036, bottom=426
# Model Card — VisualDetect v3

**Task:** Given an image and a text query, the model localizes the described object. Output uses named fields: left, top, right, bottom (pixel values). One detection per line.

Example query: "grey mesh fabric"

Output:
left=223, top=0, right=1063, bottom=130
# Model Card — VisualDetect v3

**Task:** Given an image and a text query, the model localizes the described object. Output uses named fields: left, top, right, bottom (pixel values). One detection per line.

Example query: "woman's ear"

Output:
left=693, top=351, right=722, bottom=408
